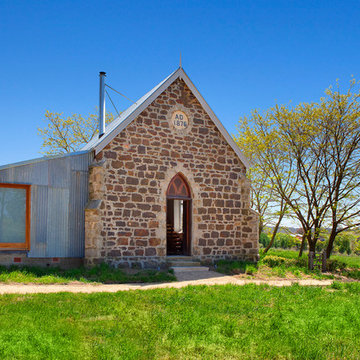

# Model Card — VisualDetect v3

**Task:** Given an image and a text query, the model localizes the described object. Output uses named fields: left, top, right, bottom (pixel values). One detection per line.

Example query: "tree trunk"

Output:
left=263, top=212, right=284, bottom=254
left=258, top=218, right=264, bottom=237
left=322, top=252, right=327, bottom=272
left=298, top=234, right=306, bottom=257
left=308, top=240, right=316, bottom=253
left=308, top=241, right=316, bottom=270
left=263, top=227, right=277, bottom=254
left=326, top=226, right=337, bottom=259
left=263, top=200, right=286, bottom=254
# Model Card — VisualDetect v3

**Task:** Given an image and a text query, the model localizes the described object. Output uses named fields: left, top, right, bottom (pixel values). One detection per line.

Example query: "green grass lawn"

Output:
left=268, top=249, right=360, bottom=268
left=0, top=263, right=176, bottom=284
left=331, top=253, right=360, bottom=268
left=0, top=284, right=359, bottom=359
left=267, top=249, right=360, bottom=279
left=216, top=248, right=360, bottom=280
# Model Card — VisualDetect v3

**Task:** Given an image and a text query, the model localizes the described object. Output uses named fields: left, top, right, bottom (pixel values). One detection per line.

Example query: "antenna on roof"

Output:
left=179, top=51, right=182, bottom=68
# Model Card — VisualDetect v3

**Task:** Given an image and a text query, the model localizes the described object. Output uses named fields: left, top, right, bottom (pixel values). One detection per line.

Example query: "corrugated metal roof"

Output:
left=0, top=150, right=91, bottom=171
left=81, top=67, right=250, bottom=169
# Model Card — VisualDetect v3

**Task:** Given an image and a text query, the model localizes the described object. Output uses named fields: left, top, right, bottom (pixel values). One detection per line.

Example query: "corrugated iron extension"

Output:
left=0, top=151, right=93, bottom=258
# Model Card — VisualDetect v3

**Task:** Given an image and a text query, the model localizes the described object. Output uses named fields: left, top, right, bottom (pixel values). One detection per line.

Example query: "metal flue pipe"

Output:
left=99, top=71, right=106, bottom=138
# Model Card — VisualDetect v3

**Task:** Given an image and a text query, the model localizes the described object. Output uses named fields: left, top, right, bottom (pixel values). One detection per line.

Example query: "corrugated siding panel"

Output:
left=48, top=157, right=70, bottom=188
left=0, top=151, right=92, bottom=258
left=28, top=185, right=48, bottom=257
left=46, top=188, right=69, bottom=257
left=70, top=152, right=93, bottom=171
left=13, top=161, right=49, bottom=185
left=0, top=168, right=13, bottom=182
left=68, top=171, right=88, bottom=257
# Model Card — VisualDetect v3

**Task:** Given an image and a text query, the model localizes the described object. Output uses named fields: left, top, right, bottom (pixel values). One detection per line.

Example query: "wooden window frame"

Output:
left=0, top=183, right=31, bottom=250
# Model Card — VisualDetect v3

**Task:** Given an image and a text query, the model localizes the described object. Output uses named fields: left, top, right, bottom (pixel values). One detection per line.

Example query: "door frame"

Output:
left=166, top=198, right=192, bottom=256
left=166, top=173, right=192, bottom=256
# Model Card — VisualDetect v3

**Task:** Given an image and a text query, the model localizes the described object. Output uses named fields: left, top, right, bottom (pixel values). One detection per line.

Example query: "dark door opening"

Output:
left=166, top=199, right=191, bottom=255
left=166, top=173, right=191, bottom=256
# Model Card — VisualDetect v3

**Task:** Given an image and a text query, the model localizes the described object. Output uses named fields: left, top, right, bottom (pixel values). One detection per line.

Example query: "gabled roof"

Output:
left=82, top=67, right=249, bottom=169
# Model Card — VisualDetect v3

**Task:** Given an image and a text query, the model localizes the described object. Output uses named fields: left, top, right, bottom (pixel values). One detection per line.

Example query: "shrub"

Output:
left=261, top=255, right=284, bottom=267
left=334, top=233, right=355, bottom=255
left=353, top=239, right=360, bottom=255
left=259, top=232, right=270, bottom=248
left=215, top=260, right=255, bottom=275
left=344, top=269, right=360, bottom=280
left=261, top=254, right=308, bottom=269
left=245, top=265, right=258, bottom=275
left=331, top=281, right=345, bottom=290
left=295, top=257, right=308, bottom=267
left=327, top=259, right=348, bottom=271
left=316, top=239, right=327, bottom=252
left=274, top=233, right=298, bottom=249
left=262, top=255, right=297, bottom=268
left=292, top=236, right=305, bottom=250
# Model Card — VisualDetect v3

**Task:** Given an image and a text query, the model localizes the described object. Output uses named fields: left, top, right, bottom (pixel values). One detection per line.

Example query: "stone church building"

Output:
left=0, top=67, right=259, bottom=268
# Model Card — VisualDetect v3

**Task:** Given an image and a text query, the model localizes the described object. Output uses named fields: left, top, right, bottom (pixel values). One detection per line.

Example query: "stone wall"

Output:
left=84, top=163, right=105, bottom=266
left=0, top=252, right=83, bottom=269
left=85, top=78, right=259, bottom=268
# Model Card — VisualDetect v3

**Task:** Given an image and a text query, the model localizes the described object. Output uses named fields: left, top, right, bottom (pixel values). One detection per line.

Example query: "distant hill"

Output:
left=264, top=226, right=301, bottom=235
left=264, top=226, right=360, bottom=237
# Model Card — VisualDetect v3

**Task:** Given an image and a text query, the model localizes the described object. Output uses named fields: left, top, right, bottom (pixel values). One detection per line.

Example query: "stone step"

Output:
left=170, top=266, right=210, bottom=272
left=168, top=261, right=201, bottom=267
left=166, top=256, right=193, bottom=261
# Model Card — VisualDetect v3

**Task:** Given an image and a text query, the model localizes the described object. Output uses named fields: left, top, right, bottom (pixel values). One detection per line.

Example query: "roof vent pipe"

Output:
left=98, top=71, right=106, bottom=138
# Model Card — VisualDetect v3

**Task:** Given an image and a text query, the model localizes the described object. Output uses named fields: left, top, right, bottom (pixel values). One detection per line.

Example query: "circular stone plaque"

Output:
left=171, top=111, right=189, bottom=130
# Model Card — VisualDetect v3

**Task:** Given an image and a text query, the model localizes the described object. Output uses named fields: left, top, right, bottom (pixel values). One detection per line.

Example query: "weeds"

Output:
left=0, top=263, right=176, bottom=284
left=216, top=249, right=360, bottom=281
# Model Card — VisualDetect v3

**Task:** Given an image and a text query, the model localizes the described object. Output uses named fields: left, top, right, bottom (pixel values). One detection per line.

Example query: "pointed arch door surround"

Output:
left=166, top=173, right=192, bottom=256
left=166, top=173, right=191, bottom=200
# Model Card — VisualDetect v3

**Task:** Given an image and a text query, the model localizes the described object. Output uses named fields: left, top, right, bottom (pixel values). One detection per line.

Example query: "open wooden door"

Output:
left=166, top=174, right=191, bottom=256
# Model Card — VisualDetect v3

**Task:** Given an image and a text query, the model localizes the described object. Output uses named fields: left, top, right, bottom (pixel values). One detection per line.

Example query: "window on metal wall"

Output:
left=0, top=184, right=31, bottom=249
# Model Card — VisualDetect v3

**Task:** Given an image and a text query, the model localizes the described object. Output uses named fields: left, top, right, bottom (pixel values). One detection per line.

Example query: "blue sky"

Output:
left=1, top=0, right=360, bottom=165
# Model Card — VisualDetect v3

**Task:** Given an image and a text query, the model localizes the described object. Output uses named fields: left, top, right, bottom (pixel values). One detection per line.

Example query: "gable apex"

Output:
left=82, top=68, right=249, bottom=169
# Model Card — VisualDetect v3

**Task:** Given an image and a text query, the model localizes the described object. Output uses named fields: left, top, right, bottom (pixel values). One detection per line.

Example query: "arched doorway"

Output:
left=166, top=173, right=192, bottom=256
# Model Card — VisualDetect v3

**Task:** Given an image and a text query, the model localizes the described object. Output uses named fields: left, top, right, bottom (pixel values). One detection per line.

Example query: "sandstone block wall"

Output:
left=85, top=78, right=259, bottom=268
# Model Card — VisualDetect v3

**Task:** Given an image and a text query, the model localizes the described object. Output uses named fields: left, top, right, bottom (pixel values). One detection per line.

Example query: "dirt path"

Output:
left=0, top=270, right=334, bottom=294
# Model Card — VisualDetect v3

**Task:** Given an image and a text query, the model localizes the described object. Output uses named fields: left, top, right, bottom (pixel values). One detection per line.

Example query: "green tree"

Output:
left=334, top=233, right=355, bottom=255
left=236, top=110, right=297, bottom=255
left=259, top=232, right=270, bottom=248
left=38, top=110, right=114, bottom=155
left=274, top=233, right=298, bottom=249
left=316, top=82, right=360, bottom=258
left=353, top=235, right=360, bottom=255
left=235, top=79, right=360, bottom=268
left=235, top=116, right=293, bottom=253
